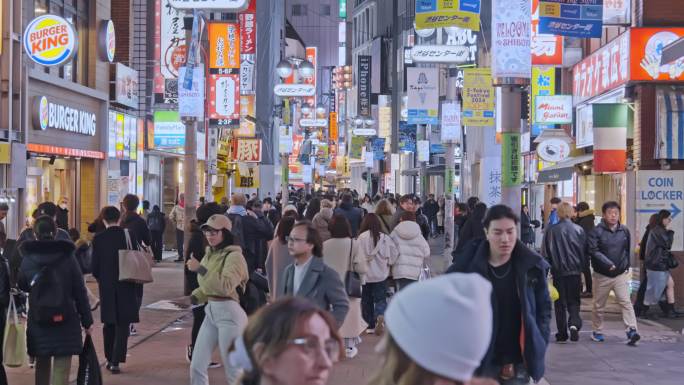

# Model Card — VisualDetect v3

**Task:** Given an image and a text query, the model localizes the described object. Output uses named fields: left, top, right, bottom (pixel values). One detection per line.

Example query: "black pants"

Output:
left=361, top=280, right=388, bottom=328
left=151, top=230, right=164, bottom=261
left=428, top=216, right=438, bottom=235
left=553, top=275, right=582, bottom=338
left=634, top=262, right=649, bottom=313
left=175, top=229, right=184, bottom=259
left=103, top=323, right=130, bottom=365
left=191, top=304, right=206, bottom=349
left=395, top=278, right=416, bottom=291
left=582, top=259, right=593, bottom=293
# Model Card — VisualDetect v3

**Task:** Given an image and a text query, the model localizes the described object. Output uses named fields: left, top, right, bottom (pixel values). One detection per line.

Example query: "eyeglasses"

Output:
left=285, top=236, right=307, bottom=244
left=203, top=228, right=219, bottom=236
left=287, top=336, right=340, bottom=362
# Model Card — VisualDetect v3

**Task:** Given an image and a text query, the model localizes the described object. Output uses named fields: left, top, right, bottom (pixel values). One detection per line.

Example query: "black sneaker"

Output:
left=555, top=334, right=568, bottom=344
left=107, top=364, right=121, bottom=374
left=570, top=326, right=579, bottom=342
left=627, top=328, right=641, bottom=346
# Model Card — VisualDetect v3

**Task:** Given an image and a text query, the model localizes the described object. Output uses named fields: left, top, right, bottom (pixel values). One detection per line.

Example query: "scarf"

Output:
left=227, top=205, right=247, bottom=217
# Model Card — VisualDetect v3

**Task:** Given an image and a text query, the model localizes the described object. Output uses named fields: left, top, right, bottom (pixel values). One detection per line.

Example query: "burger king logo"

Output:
left=39, top=96, right=49, bottom=130
left=23, top=15, right=78, bottom=66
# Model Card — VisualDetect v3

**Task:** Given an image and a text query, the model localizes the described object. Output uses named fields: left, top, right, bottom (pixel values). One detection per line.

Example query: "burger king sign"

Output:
left=24, top=15, right=78, bottom=66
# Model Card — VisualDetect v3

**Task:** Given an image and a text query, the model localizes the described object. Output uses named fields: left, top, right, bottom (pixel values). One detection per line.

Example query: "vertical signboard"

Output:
left=407, top=67, right=439, bottom=125
left=492, top=0, right=531, bottom=79
left=462, top=68, right=495, bottom=126
left=239, top=10, right=256, bottom=54
left=531, top=0, right=563, bottom=65
left=304, top=47, right=318, bottom=108
left=178, top=67, right=205, bottom=119
left=208, top=73, right=240, bottom=126
left=160, top=0, right=186, bottom=79
left=593, top=103, right=627, bottom=173
left=208, top=23, right=240, bottom=71
left=502, top=132, right=522, bottom=187
left=440, top=101, right=462, bottom=142
left=530, top=66, right=556, bottom=134
left=357, top=55, right=371, bottom=116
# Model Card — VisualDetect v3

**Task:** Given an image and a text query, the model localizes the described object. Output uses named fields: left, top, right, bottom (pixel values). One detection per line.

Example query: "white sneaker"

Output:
left=365, top=328, right=375, bottom=334
left=345, top=346, right=358, bottom=359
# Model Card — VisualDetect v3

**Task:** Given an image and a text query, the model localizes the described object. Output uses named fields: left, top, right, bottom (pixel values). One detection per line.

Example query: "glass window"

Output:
left=292, top=4, right=308, bottom=16
left=320, top=4, right=332, bottom=16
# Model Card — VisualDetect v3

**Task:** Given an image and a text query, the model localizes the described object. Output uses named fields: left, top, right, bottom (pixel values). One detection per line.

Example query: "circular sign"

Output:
left=537, top=139, right=570, bottom=163
left=98, top=20, right=116, bottom=62
left=23, top=15, right=78, bottom=66
left=38, top=96, right=49, bottom=130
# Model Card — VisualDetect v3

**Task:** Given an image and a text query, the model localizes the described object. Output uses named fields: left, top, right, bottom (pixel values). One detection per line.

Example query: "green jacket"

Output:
left=192, top=245, right=248, bottom=304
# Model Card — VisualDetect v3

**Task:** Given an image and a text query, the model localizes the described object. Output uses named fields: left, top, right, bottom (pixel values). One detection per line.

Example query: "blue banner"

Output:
left=372, top=138, right=386, bottom=160
left=399, top=122, right=417, bottom=152
left=538, top=0, right=603, bottom=38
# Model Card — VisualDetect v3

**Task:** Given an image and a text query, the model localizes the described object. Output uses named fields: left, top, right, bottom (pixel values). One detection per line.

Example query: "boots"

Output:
left=664, top=303, right=684, bottom=319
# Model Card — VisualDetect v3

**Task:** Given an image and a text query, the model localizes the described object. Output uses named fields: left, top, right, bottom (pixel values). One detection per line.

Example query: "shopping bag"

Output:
left=118, top=229, right=154, bottom=284
left=77, top=335, right=103, bottom=385
left=3, top=295, right=26, bottom=367
left=548, top=280, right=560, bottom=302
left=418, top=262, right=432, bottom=282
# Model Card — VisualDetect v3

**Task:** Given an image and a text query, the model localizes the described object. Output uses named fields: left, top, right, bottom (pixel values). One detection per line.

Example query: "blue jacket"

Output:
left=447, top=239, right=551, bottom=382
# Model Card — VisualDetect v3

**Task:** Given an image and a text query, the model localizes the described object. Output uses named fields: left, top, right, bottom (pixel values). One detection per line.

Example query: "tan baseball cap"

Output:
left=201, top=214, right=232, bottom=231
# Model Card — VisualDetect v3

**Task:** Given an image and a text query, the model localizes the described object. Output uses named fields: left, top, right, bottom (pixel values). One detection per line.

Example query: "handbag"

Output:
left=666, top=252, right=679, bottom=270
left=77, top=335, right=103, bottom=385
left=344, top=239, right=362, bottom=298
left=118, top=229, right=154, bottom=284
left=3, top=294, right=26, bottom=367
left=419, top=262, right=432, bottom=281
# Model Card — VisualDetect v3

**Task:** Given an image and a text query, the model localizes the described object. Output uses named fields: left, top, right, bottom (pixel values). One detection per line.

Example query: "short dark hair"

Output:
left=37, top=202, right=58, bottom=218
left=400, top=211, right=417, bottom=222
left=601, top=201, right=621, bottom=214
left=68, top=228, right=80, bottom=242
left=329, top=214, right=352, bottom=238
left=101, top=206, right=121, bottom=223
left=196, top=202, right=224, bottom=224
left=550, top=197, right=562, bottom=205
left=467, top=196, right=479, bottom=211
left=456, top=203, right=468, bottom=212
left=341, top=193, right=353, bottom=204
left=0, top=203, right=8, bottom=211
left=142, top=200, right=150, bottom=210
left=33, top=215, right=57, bottom=241
left=656, top=209, right=671, bottom=227
left=122, top=194, right=140, bottom=212
left=399, top=194, right=413, bottom=204
left=576, top=202, right=590, bottom=212
left=276, top=216, right=296, bottom=244
left=293, top=220, right=323, bottom=257
left=483, top=205, right=519, bottom=229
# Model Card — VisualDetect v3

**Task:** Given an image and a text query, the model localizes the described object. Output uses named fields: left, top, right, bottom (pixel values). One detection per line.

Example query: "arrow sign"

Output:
left=636, top=203, right=682, bottom=219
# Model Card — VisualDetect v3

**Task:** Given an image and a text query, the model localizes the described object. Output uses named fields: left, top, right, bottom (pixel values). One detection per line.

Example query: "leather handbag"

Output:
left=118, top=229, right=154, bottom=284
left=344, top=239, right=362, bottom=298
left=667, top=252, right=680, bottom=270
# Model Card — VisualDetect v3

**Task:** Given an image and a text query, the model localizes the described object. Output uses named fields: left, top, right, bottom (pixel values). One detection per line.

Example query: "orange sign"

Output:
left=630, top=28, right=684, bottom=82
left=240, top=95, right=255, bottom=117
left=232, top=138, right=261, bottom=162
left=329, top=112, right=338, bottom=140
left=27, top=143, right=105, bottom=159
left=531, top=0, right=563, bottom=65
left=208, top=23, right=240, bottom=70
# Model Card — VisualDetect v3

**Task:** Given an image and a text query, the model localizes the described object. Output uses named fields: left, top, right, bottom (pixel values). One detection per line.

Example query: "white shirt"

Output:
left=293, top=255, right=314, bottom=295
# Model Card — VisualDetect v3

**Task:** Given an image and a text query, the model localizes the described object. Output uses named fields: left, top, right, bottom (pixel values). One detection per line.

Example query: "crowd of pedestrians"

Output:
left=0, top=188, right=682, bottom=385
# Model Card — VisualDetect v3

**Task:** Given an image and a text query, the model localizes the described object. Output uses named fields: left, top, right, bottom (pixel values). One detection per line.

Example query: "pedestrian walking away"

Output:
left=265, top=216, right=296, bottom=301
left=390, top=211, right=431, bottom=291
left=575, top=201, right=596, bottom=297
left=147, top=205, right=166, bottom=262
left=170, top=193, right=186, bottom=263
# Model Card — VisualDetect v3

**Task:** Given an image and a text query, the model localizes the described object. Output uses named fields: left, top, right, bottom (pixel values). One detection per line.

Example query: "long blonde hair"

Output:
left=368, top=334, right=463, bottom=385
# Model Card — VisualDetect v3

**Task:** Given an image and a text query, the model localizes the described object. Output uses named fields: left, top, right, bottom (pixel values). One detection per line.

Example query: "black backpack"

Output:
left=30, top=261, right=69, bottom=325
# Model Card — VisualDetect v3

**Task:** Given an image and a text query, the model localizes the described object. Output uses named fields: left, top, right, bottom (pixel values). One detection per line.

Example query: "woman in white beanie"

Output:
left=368, top=273, right=495, bottom=385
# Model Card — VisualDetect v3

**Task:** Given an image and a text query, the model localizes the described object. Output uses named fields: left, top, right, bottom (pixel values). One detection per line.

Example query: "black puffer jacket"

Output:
left=542, top=219, right=586, bottom=276
left=644, top=226, right=674, bottom=272
left=575, top=209, right=596, bottom=234
left=334, top=202, right=364, bottom=237
left=588, top=221, right=631, bottom=277
left=18, top=240, right=93, bottom=357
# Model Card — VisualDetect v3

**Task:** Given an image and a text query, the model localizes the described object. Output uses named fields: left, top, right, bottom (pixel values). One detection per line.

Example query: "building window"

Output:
left=33, top=0, right=89, bottom=86
left=292, top=4, right=308, bottom=16
left=320, top=4, right=332, bottom=16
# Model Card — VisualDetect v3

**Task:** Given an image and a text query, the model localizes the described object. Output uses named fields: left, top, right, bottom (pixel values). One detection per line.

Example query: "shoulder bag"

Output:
left=3, top=294, right=26, bottom=367
left=119, top=229, right=154, bottom=284
left=344, top=239, right=362, bottom=298
left=666, top=251, right=680, bottom=270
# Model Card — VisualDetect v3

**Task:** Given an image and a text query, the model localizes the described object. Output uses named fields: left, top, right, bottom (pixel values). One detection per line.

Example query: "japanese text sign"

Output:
left=239, top=11, right=256, bottom=54
left=530, top=66, right=556, bottom=126
left=415, top=0, right=482, bottom=31
left=463, top=68, right=495, bottom=126
left=539, top=0, right=603, bottom=38
left=572, top=31, right=629, bottom=104
left=209, top=23, right=240, bottom=71
left=532, top=0, right=563, bottom=65
left=502, top=132, right=522, bottom=187
left=233, top=138, right=262, bottom=162
left=209, top=73, right=240, bottom=126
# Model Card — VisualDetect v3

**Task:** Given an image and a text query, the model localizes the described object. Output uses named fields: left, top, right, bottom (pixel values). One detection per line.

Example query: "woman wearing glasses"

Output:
left=186, top=214, right=250, bottom=385
left=229, top=296, right=343, bottom=385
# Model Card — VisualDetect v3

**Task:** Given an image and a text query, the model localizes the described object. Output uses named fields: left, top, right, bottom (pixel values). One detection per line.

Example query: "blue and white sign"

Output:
left=539, top=0, right=603, bottom=39
left=637, top=171, right=684, bottom=251
left=178, top=67, right=205, bottom=120
left=407, top=68, right=439, bottom=125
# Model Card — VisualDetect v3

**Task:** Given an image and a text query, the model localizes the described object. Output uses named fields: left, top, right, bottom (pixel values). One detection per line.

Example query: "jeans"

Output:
left=191, top=304, right=206, bottom=349
left=190, top=300, right=248, bottom=385
left=395, top=278, right=416, bottom=292
left=361, top=280, right=388, bottom=328
left=553, top=275, right=582, bottom=338
left=103, top=323, right=130, bottom=365
left=151, top=230, right=164, bottom=261
left=593, top=271, right=638, bottom=332
left=176, top=229, right=184, bottom=259
left=35, top=356, right=71, bottom=385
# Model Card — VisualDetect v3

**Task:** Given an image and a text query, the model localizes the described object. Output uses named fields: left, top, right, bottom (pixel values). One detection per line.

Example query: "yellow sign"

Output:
left=234, top=162, right=260, bottom=188
left=0, top=142, right=10, bottom=164
left=530, top=67, right=556, bottom=125
left=463, top=68, right=494, bottom=126
left=378, top=107, right=391, bottom=151
left=415, top=0, right=481, bottom=31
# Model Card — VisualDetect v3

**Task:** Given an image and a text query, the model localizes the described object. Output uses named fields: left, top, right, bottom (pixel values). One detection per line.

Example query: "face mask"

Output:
left=60, top=203, right=68, bottom=209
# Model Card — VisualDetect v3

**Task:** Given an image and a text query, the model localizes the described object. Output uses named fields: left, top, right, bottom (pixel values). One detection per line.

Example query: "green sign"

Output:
left=350, top=135, right=365, bottom=159
left=501, top=132, right=522, bottom=187
left=339, top=0, right=346, bottom=18
left=445, top=168, right=454, bottom=196
left=282, top=162, right=289, bottom=185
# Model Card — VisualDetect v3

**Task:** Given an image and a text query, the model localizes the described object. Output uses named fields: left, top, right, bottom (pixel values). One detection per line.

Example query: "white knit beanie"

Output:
left=384, top=273, right=493, bottom=382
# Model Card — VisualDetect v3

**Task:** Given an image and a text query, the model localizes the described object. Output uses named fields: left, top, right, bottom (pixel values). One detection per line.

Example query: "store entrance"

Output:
left=26, top=157, right=78, bottom=230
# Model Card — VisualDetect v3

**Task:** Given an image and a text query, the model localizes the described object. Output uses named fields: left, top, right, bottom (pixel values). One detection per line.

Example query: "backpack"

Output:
left=226, top=214, right=246, bottom=248
left=148, top=213, right=164, bottom=232
left=30, top=261, right=69, bottom=325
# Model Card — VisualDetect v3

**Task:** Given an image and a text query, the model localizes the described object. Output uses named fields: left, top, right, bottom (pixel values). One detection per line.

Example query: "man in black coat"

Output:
left=334, top=193, right=364, bottom=237
left=423, top=194, right=440, bottom=237
left=92, top=206, right=142, bottom=373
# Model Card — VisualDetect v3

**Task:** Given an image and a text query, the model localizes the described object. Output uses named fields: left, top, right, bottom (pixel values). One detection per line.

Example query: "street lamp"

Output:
left=298, top=60, right=315, bottom=79
left=276, top=60, right=293, bottom=79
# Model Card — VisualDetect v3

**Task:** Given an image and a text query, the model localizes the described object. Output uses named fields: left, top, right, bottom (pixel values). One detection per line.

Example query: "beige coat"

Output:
left=313, top=207, right=333, bottom=242
left=322, top=237, right=368, bottom=338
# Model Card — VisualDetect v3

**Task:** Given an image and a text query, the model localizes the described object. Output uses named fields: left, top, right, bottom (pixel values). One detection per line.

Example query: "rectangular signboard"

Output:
left=208, top=22, right=240, bottom=71
left=463, top=68, right=494, bottom=126
left=492, top=0, right=531, bottom=79
left=535, top=95, right=572, bottom=124
left=539, top=0, right=604, bottom=38
left=208, top=73, right=240, bottom=126
left=637, top=171, right=684, bottom=251
left=407, top=67, right=439, bottom=125
left=358, top=55, right=371, bottom=116
left=415, top=0, right=481, bottom=31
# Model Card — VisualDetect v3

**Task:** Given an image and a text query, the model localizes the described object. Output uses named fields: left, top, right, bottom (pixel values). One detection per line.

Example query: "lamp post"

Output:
left=332, top=66, right=353, bottom=189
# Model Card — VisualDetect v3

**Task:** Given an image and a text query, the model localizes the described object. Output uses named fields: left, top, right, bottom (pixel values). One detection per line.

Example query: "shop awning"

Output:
left=655, top=88, right=684, bottom=160
left=537, top=154, right=593, bottom=183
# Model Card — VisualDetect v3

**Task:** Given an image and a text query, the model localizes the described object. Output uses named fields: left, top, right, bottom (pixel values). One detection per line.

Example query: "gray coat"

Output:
left=278, top=257, right=350, bottom=326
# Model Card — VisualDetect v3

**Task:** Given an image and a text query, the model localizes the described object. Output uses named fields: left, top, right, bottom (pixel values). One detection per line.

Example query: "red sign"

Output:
left=531, top=0, right=563, bottom=65
left=208, top=74, right=240, bottom=125
left=27, top=143, right=105, bottom=159
left=239, top=12, right=256, bottom=54
left=572, top=31, right=630, bottom=105
left=233, top=138, right=262, bottom=162
left=304, top=47, right=317, bottom=108
left=630, top=28, right=684, bottom=82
